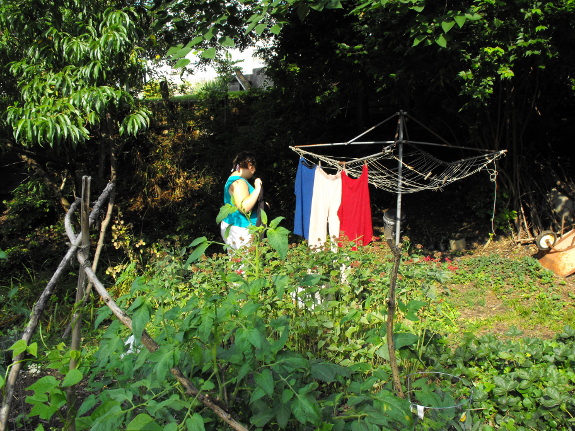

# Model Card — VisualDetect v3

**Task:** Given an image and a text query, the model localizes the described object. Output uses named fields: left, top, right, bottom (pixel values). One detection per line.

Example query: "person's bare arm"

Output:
left=230, top=178, right=262, bottom=213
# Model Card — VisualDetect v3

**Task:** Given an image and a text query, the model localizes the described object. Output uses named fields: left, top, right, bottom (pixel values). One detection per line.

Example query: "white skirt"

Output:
left=220, top=221, right=253, bottom=250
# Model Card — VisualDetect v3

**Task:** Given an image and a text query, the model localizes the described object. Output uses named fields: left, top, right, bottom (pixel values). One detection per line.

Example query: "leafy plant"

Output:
left=432, top=328, right=575, bottom=430
left=15, top=215, right=575, bottom=430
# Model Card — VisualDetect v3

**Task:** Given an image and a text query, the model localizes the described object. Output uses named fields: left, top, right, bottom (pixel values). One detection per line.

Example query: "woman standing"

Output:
left=220, top=151, right=262, bottom=249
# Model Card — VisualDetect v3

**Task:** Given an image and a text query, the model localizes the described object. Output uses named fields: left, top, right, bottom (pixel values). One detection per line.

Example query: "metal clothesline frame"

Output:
left=292, top=110, right=507, bottom=245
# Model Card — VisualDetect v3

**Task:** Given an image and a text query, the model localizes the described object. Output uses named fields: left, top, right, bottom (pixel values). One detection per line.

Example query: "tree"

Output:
left=0, top=0, right=152, bottom=196
left=0, top=2, right=164, bottom=427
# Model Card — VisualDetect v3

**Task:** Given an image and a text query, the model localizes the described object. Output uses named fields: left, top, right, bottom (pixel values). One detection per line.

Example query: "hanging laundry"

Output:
left=308, top=166, right=342, bottom=250
left=294, top=158, right=316, bottom=239
left=338, top=164, right=373, bottom=246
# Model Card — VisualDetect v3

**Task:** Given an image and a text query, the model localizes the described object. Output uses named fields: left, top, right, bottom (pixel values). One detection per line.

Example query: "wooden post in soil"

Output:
left=386, top=238, right=406, bottom=399
left=65, top=176, right=91, bottom=430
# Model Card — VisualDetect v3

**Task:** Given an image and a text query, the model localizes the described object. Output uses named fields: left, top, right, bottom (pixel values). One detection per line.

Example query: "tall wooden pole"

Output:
left=66, top=176, right=91, bottom=430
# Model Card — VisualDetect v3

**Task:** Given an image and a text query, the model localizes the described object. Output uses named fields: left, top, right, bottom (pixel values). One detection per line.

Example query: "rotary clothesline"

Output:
left=290, top=144, right=505, bottom=194
left=290, top=111, right=507, bottom=244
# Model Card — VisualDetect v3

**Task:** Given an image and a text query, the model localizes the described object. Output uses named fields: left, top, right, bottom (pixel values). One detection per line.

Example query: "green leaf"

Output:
left=254, top=368, right=274, bottom=397
left=200, top=380, right=215, bottom=391
left=268, top=216, right=285, bottom=229
left=189, top=236, right=208, bottom=247
left=95, top=306, right=113, bottom=329
left=61, top=368, right=83, bottom=387
left=185, top=413, right=206, bottom=431
left=247, top=327, right=263, bottom=349
left=465, top=12, right=482, bottom=21
left=435, top=34, right=447, bottom=48
left=441, top=20, right=455, bottom=33
left=220, top=36, right=235, bottom=47
left=199, top=311, right=215, bottom=343
left=26, top=375, right=59, bottom=393
left=394, top=333, right=419, bottom=350
left=255, top=23, right=267, bottom=35
left=186, top=242, right=210, bottom=265
left=301, top=273, right=322, bottom=286
left=251, top=410, right=275, bottom=427
left=217, top=203, right=238, bottom=224
left=174, top=58, right=191, bottom=68
left=204, top=27, right=215, bottom=40
left=29, top=403, right=60, bottom=420
left=412, top=34, right=427, bottom=47
left=377, top=391, right=411, bottom=423
left=9, top=339, right=28, bottom=357
left=226, top=272, right=246, bottom=284
left=27, top=342, right=38, bottom=357
left=126, top=413, right=163, bottom=430
left=257, top=209, right=268, bottom=226
left=151, top=346, right=177, bottom=381
left=311, top=362, right=346, bottom=383
left=454, top=15, right=466, bottom=28
left=297, top=4, right=310, bottom=20
left=131, top=300, right=151, bottom=341
left=272, top=274, right=289, bottom=298
left=78, top=394, right=99, bottom=416
left=187, top=36, right=204, bottom=48
left=201, top=48, right=217, bottom=59
left=267, top=226, right=289, bottom=259
left=292, top=393, right=321, bottom=425
left=276, top=402, right=291, bottom=428
left=327, top=0, right=343, bottom=9
left=245, top=15, right=262, bottom=34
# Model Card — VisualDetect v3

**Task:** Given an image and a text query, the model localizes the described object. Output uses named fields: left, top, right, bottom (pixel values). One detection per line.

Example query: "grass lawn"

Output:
left=438, top=236, right=575, bottom=344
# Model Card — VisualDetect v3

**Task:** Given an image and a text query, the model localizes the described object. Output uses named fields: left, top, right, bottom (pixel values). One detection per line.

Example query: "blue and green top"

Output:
left=223, top=176, right=258, bottom=228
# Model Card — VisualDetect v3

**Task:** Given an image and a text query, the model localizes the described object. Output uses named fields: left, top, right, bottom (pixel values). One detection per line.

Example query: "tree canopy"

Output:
left=1, top=0, right=575, bottom=233
left=0, top=0, right=152, bottom=150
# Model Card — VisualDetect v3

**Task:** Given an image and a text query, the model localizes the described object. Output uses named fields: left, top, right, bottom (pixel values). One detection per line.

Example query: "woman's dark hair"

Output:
left=232, top=151, right=257, bottom=170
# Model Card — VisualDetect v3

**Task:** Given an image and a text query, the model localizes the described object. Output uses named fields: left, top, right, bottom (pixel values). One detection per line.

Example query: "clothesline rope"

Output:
left=290, top=111, right=506, bottom=194
left=291, top=144, right=505, bottom=193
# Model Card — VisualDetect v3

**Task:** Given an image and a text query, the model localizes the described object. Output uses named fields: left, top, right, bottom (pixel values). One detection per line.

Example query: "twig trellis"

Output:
left=0, top=178, right=249, bottom=431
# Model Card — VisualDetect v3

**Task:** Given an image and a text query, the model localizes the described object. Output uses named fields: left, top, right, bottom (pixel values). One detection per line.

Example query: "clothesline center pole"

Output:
left=394, top=111, right=406, bottom=246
